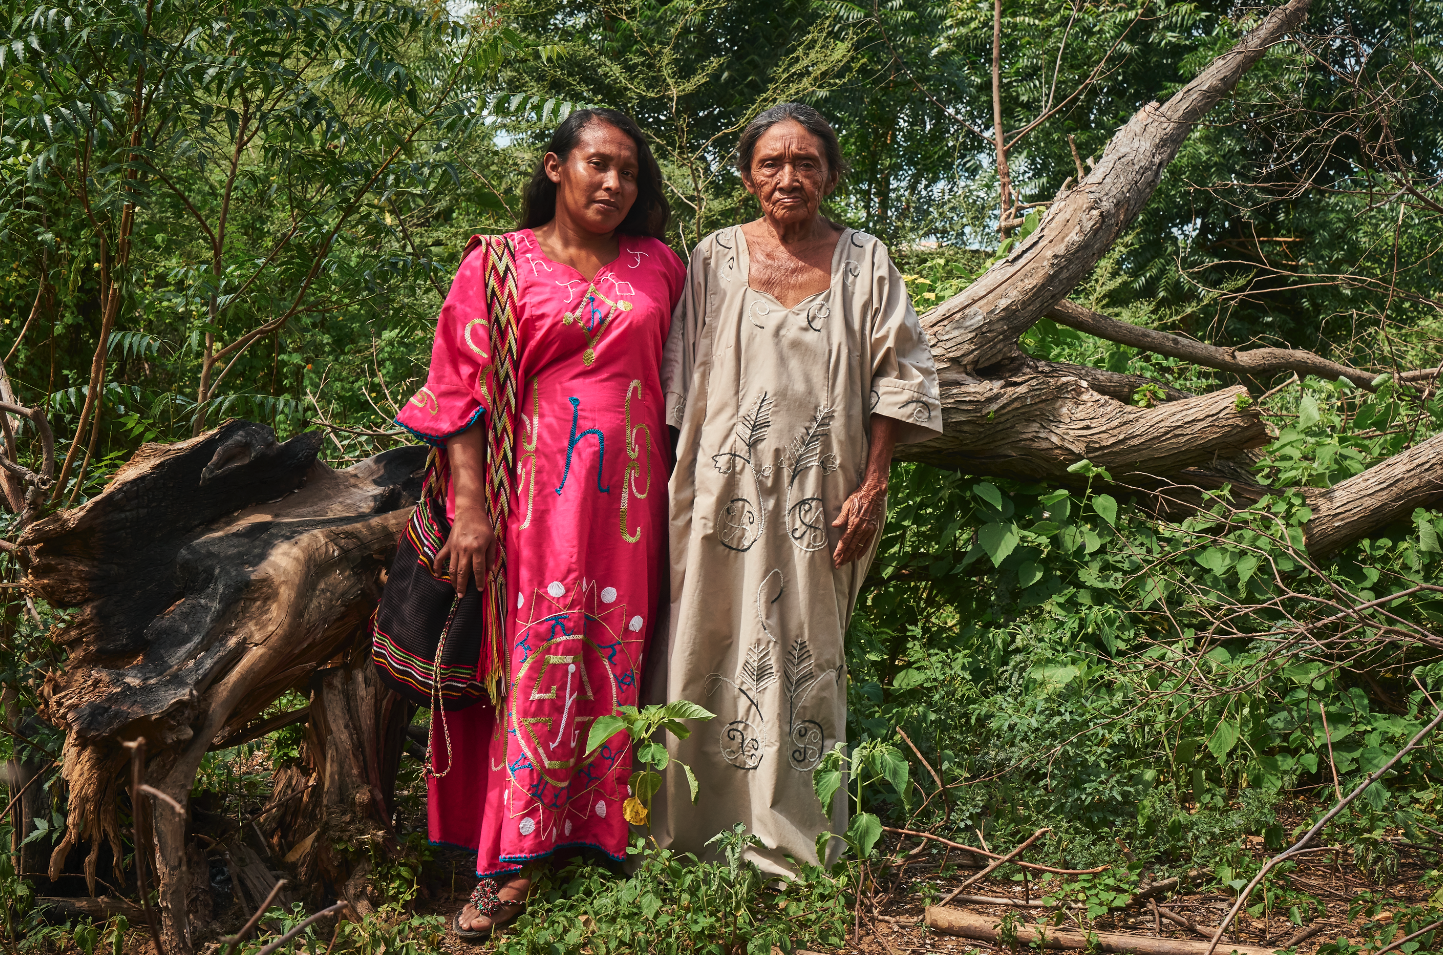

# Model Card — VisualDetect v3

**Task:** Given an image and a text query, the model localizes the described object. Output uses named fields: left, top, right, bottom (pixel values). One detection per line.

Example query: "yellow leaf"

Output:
left=622, top=796, right=649, bottom=826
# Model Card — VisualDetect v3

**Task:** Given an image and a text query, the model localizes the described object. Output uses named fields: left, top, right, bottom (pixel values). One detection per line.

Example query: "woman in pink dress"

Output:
left=393, top=109, right=685, bottom=939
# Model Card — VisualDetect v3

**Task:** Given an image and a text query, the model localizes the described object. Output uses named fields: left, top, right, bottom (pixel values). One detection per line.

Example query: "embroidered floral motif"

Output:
left=781, top=406, right=837, bottom=552
left=620, top=380, right=652, bottom=543
left=711, top=392, right=773, bottom=552
left=705, top=569, right=835, bottom=772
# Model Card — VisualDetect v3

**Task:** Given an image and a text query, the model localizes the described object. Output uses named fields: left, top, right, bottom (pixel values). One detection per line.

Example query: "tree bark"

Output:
left=924, top=906, right=1277, bottom=955
left=901, top=360, right=1269, bottom=482
left=1047, top=300, right=1385, bottom=391
left=922, top=0, right=1313, bottom=373
left=257, top=643, right=413, bottom=916
left=22, top=421, right=424, bottom=952
left=1303, top=431, right=1443, bottom=557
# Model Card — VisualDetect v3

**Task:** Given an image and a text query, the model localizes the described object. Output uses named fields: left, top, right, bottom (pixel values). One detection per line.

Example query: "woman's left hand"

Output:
left=831, top=413, right=901, bottom=568
left=832, top=479, right=886, bottom=567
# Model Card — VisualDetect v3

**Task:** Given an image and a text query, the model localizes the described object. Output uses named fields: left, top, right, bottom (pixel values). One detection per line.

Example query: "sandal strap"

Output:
left=468, top=876, right=526, bottom=918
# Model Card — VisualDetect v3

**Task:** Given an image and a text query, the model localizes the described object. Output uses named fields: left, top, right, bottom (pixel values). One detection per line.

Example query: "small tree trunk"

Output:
left=261, top=642, right=414, bottom=915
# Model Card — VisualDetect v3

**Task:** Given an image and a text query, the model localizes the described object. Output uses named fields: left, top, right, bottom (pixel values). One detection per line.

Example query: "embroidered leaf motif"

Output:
left=785, top=406, right=834, bottom=482
left=740, top=642, right=776, bottom=695
left=736, top=392, right=773, bottom=452
left=785, top=638, right=817, bottom=701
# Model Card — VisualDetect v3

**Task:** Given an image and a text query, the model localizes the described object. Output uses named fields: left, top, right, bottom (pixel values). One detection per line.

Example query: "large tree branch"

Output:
left=1047, top=300, right=1385, bottom=390
left=897, top=362, right=1269, bottom=481
left=922, top=0, right=1313, bottom=371
left=1304, top=431, right=1443, bottom=556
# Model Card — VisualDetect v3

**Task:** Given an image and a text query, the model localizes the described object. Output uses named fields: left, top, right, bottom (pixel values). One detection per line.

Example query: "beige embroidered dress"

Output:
left=655, top=226, right=942, bottom=876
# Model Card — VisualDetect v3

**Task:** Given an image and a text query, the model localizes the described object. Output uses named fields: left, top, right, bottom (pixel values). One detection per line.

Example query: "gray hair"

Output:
left=736, top=103, right=846, bottom=182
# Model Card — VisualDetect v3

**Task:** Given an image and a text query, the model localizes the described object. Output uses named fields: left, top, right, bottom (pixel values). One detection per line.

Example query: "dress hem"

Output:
left=473, top=839, right=628, bottom=878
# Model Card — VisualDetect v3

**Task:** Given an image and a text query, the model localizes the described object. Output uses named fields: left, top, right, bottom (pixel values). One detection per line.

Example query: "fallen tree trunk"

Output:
left=922, top=0, right=1314, bottom=372
left=23, top=421, right=424, bottom=952
left=1303, top=431, right=1443, bottom=556
left=924, top=906, right=1278, bottom=955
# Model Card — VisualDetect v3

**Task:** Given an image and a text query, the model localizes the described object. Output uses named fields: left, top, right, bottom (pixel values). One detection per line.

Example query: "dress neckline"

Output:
left=735, top=225, right=851, bottom=311
left=520, top=228, right=626, bottom=284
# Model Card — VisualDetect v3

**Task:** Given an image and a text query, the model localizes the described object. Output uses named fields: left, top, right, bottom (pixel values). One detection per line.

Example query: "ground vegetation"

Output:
left=0, top=0, right=1441, bottom=953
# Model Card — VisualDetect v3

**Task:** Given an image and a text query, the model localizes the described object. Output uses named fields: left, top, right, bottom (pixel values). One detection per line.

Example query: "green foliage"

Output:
left=490, top=836, right=849, bottom=955
left=585, top=700, right=715, bottom=826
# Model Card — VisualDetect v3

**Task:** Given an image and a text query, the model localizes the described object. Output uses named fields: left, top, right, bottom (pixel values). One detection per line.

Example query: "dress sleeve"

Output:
left=868, top=242, right=943, bottom=446
left=661, top=240, right=707, bottom=431
left=395, top=244, right=490, bottom=446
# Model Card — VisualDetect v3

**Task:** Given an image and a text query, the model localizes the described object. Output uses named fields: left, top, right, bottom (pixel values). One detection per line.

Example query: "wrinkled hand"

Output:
left=831, top=480, right=886, bottom=568
left=435, top=510, right=497, bottom=596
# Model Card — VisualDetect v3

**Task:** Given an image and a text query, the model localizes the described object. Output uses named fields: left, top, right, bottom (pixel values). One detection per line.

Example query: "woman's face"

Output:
left=743, top=119, right=836, bottom=230
left=545, top=121, right=641, bottom=235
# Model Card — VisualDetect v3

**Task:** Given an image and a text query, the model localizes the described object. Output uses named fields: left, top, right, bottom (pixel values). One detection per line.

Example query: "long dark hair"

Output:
left=736, top=102, right=846, bottom=184
left=518, top=108, right=670, bottom=239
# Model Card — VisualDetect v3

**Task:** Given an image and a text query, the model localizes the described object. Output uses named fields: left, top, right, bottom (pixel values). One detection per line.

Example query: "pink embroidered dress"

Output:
left=395, top=228, right=685, bottom=877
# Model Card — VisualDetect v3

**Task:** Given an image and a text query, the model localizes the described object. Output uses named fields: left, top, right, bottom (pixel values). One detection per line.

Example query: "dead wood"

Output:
left=901, top=363, right=1269, bottom=483
left=921, top=0, right=1314, bottom=372
left=257, top=645, right=413, bottom=906
left=38, top=895, right=146, bottom=923
left=21, top=420, right=424, bottom=953
left=924, top=907, right=1276, bottom=955
left=1047, top=300, right=1384, bottom=391
left=1302, top=431, right=1443, bottom=556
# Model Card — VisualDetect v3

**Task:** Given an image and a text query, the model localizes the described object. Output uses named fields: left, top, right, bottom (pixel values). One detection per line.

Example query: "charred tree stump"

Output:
left=258, top=640, right=414, bottom=918
left=20, top=421, right=424, bottom=952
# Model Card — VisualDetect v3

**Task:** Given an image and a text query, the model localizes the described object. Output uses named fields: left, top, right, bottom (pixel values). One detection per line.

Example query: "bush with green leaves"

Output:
left=492, top=826, right=849, bottom=955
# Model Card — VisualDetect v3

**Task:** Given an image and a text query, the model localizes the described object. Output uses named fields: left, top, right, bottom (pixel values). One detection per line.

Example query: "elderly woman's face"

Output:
left=744, top=119, right=836, bottom=229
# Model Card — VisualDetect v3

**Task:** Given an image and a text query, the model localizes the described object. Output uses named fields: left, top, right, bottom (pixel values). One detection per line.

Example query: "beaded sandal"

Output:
left=453, top=876, right=528, bottom=942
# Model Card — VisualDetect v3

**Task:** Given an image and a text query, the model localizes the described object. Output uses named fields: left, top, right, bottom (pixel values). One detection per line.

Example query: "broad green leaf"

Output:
left=1018, top=560, right=1043, bottom=588
left=1207, top=716, right=1239, bottom=760
left=813, top=744, right=846, bottom=813
left=1298, top=395, right=1321, bottom=430
left=1197, top=547, right=1230, bottom=574
left=978, top=522, right=1019, bottom=565
left=972, top=482, right=1003, bottom=511
left=1416, top=509, right=1441, bottom=554
left=1092, top=493, right=1118, bottom=526
left=1235, top=553, right=1260, bottom=588
left=846, top=811, right=882, bottom=859
left=871, top=744, right=910, bottom=806
left=636, top=739, right=669, bottom=771
left=892, top=667, right=927, bottom=691
left=586, top=715, right=630, bottom=756
left=682, top=762, right=700, bottom=803
left=630, top=769, right=662, bottom=803
left=657, top=700, right=715, bottom=722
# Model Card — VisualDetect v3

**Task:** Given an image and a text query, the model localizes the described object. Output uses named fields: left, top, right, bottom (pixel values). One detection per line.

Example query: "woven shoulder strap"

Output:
left=465, top=233, right=520, bottom=703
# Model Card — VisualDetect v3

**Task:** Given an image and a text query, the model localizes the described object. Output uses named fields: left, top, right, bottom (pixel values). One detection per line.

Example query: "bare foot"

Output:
left=458, top=875, right=531, bottom=934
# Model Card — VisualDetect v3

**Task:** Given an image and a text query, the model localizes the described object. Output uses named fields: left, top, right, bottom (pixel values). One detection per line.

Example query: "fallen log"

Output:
left=924, top=906, right=1278, bottom=955
left=1303, top=431, right=1443, bottom=557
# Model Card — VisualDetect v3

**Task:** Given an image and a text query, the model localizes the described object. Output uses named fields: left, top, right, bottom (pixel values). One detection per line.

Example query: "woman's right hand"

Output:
left=436, top=510, right=497, bottom=597
left=438, top=424, right=494, bottom=596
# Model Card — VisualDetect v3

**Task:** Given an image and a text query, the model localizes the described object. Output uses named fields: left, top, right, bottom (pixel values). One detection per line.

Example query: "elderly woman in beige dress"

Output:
left=656, top=103, right=942, bottom=876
